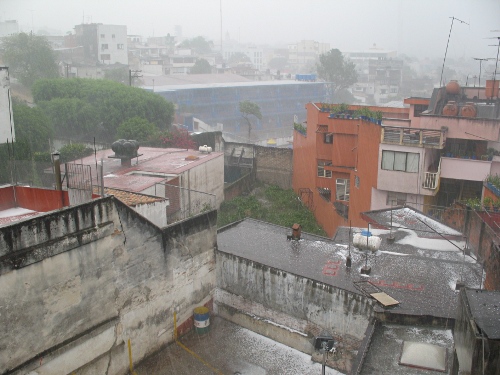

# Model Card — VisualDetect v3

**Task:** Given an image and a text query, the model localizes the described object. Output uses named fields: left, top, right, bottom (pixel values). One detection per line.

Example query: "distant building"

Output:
left=0, top=20, right=18, bottom=37
left=74, top=23, right=128, bottom=65
left=288, top=40, right=330, bottom=69
left=345, top=45, right=403, bottom=105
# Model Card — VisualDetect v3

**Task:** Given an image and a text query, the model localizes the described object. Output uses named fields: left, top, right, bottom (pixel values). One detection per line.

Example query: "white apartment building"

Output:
left=288, top=40, right=330, bottom=68
left=75, top=23, right=128, bottom=65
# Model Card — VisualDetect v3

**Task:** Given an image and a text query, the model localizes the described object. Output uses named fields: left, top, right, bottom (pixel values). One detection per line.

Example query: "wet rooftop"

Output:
left=464, top=289, right=500, bottom=339
left=217, top=216, right=482, bottom=320
left=360, top=324, right=454, bottom=375
left=66, top=147, right=223, bottom=193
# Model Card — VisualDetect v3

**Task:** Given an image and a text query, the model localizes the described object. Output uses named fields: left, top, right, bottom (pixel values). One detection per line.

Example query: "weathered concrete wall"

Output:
left=183, top=153, right=224, bottom=209
left=224, top=169, right=255, bottom=201
left=443, top=203, right=500, bottom=291
left=0, top=197, right=217, bottom=375
left=255, top=145, right=293, bottom=189
left=133, top=200, right=169, bottom=228
left=215, top=251, right=373, bottom=373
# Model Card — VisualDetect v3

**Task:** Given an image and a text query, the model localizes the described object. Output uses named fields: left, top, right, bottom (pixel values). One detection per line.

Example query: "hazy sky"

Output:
left=2, top=0, right=499, bottom=60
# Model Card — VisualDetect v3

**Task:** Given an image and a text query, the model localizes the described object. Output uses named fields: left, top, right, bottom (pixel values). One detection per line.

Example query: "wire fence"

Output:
left=151, top=182, right=217, bottom=224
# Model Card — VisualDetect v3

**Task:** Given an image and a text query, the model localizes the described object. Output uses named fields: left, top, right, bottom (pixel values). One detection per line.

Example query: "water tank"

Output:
left=445, top=80, right=460, bottom=95
left=353, top=233, right=381, bottom=252
left=199, top=145, right=212, bottom=153
left=442, top=101, right=458, bottom=116
left=460, top=102, right=477, bottom=118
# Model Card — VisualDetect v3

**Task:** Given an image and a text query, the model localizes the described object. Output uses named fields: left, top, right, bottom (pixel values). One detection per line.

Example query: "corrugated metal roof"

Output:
left=465, top=289, right=500, bottom=339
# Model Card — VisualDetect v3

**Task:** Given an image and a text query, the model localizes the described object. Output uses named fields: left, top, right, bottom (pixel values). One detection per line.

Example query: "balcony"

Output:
left=440, top=157, right=492, bottom=182
left=382, top=126, right=445, bottom=149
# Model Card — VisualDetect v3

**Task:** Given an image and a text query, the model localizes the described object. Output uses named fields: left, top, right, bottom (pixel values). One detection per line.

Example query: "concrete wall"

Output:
left=132, top=200, right=169, bottom=228
left=215, top=251, right=373, bottom=373
left=255, top=145, right=293, bottom=189
left=224, top=170, right=255, bottom=201
left=0, top=196, right=217, bottom=375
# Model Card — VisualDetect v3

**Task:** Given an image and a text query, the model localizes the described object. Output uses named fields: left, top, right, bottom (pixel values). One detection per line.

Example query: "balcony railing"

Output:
left=423, top=172, right=438, bottom=189
left=382, top=126, right=445, bottom=149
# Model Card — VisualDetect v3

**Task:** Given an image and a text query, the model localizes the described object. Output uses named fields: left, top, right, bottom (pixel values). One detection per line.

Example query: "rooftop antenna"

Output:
left=487, top=36, right=500, bottom=98
left=472, top=57, right=490, bottom=97
left=440, top=17, right=469, bottom=87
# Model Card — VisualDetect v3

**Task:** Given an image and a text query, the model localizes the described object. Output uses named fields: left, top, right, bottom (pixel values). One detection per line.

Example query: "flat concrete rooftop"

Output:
left=217, top=216, right=482, bottom=320
left=135, top=316, right=344, bottom=375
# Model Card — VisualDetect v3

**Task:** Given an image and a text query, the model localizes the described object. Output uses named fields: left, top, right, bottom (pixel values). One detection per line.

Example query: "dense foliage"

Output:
left=179, top=36, right=213, bottom=54
left=217, top=184, right=327, bottom=237
left=59, top=143, right=94, bottom=163
left=316, top=49, right=357, bottom=94
left=117, top=117, right=157, bottom=141
left=32, top=78, right=175, bottom=142
left=190, top=58, right=212, bottom=74
left=13, top=103, right=53, bottom=153
left=1, top=32, right=59, bottom=87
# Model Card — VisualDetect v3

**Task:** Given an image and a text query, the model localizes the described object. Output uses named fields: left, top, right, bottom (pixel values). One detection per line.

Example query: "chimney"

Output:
left=291, top=223, right=302, bottom=240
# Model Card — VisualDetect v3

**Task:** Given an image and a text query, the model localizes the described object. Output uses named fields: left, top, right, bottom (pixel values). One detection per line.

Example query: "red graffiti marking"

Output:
left=370, top=279, right=424, bottom=291
left=322, top=260, right=341, bottom=277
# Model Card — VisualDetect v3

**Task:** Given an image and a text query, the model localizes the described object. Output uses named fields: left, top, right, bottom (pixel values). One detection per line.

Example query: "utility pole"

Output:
left=129, top=69, right=142, bottom=86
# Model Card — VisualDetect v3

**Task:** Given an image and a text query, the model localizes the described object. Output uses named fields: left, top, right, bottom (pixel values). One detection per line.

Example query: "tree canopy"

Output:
left=179, top=36, right=213, bottom=54
left=117, top=117, right=158, bottom=142
left=228, top=52, right=251, bottom=65
left=1, top=32, right=59, bottom=87
left=190, top=58, right=212, bottom=74
left=13, top=103, right=53, bottom=153
left=316, top=49, right=357, bottom=93
left=239, top=101, right=262, bottom=140
left=32, top=78, right=175, bottom=142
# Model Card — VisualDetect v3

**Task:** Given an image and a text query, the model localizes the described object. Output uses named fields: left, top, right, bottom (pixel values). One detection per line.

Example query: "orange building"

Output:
left=293, top=103, right=385, bottom=237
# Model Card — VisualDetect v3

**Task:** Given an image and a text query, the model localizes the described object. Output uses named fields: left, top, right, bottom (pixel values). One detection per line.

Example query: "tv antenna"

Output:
left=440, top=17, right=469, bottom=87
left=472, top=57, right=490, bottom=96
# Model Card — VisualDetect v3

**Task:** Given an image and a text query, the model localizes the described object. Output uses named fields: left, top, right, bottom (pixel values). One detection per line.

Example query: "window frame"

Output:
left=381, top=150, right=419, bottom=173
left=324, top=133, right=333, bottom=144
left=317, top=160, right=332, bottom=178
left=387, top=191, right=407, bottom=206
left=336, top=178, right=350, bottom=201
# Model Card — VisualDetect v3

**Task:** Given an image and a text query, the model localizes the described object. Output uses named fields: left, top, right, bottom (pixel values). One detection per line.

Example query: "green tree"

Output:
left=190, top=58, right=212, bottom=74
left=32, top=78, right=175, bottom=142
left=239, top=101, right=262, bottom=141
left=13, top=103, right=53, bottom=153
left=180, top=36, right=213, bottom=54
left=117, top=117, right=158, bottom=142
left=59, top=143, right=94, bottom=163
left=1, top=32, right=59, bottom=87
left=104, top=66, right=129, bottom=84
left=228, top=52, right=251, bottom=65
left=317, top=49, right=357, bottom=95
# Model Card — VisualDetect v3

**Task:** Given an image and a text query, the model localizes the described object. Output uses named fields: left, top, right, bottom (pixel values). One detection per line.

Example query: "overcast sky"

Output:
left=2, top=0, right=499, bottom=60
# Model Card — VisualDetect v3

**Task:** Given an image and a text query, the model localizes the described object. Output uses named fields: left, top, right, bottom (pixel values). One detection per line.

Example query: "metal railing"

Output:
left=382, top=126, right=445, bottom=148
left=422, top=158, right=441, bottom=190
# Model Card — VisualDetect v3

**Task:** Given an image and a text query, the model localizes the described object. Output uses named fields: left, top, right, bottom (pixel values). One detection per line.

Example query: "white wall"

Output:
left=97, top=25, right=128, bottom=65
left=133, top=200, right=169, bottom=228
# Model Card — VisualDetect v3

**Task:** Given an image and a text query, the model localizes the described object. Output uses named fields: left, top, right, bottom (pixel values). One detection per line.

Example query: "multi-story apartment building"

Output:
left=288, top=40, right=330, bottom=70
left=293, top=80, right=500, bottom=236
left=74, top=23, right=128, bottom=65
left=345, top=45, right=403, bottom=105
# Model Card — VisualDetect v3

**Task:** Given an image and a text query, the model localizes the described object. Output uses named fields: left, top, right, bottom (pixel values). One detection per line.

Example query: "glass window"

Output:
left=317, top=160, right=332, bottom=178
left=101, top=44, right=108, bottom=50
left=336, top=179, right=350, bottom=201
left=317, top=187, right=331, bottom=202
left=381, top=151, right=419, bottom=173
left=387, top=191, right=406, bottom=206
left=324, top=133, right=333, bottom=144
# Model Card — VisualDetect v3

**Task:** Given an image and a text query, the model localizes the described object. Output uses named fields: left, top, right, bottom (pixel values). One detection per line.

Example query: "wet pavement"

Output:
left=135, top=316, right=344, bottom=375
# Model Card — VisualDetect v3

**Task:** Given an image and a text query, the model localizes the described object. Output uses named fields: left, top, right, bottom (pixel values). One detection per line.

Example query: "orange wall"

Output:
left=293, top=103, right=382, bottom=237
left=14, top=186, right=70, bottom=211
left=0, top=187, right=16, bottom=211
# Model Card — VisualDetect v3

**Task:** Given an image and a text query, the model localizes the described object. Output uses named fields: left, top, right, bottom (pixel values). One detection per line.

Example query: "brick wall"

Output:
left=255, top=145, right=293, bottom=189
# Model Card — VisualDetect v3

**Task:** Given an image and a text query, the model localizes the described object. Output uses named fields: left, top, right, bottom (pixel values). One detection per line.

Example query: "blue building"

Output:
left=151, top=78, right=327, bottom=141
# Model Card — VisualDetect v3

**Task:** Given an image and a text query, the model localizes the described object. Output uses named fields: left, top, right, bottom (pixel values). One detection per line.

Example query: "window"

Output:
left=387, top=192, right=406, bottom=206
left=324, top=133, right=333, bottom=144
left=100, top=34, right=105, bottom=38
left=355, top=175, right=360, bottom=188
left=112, top=34, right=115, bottom=38
left=317, top=160, right=332, bottom=178
left=336, top=179, right=350, bottom=201
left=117, top=44, right=124, bottom=49
left=101, top=44, right=108, bottom=50
left=317, top=187, right=331, bottom=202
left=381, top=151, right=419, bottom=173
left=100, top=54, right=111, bottom=60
